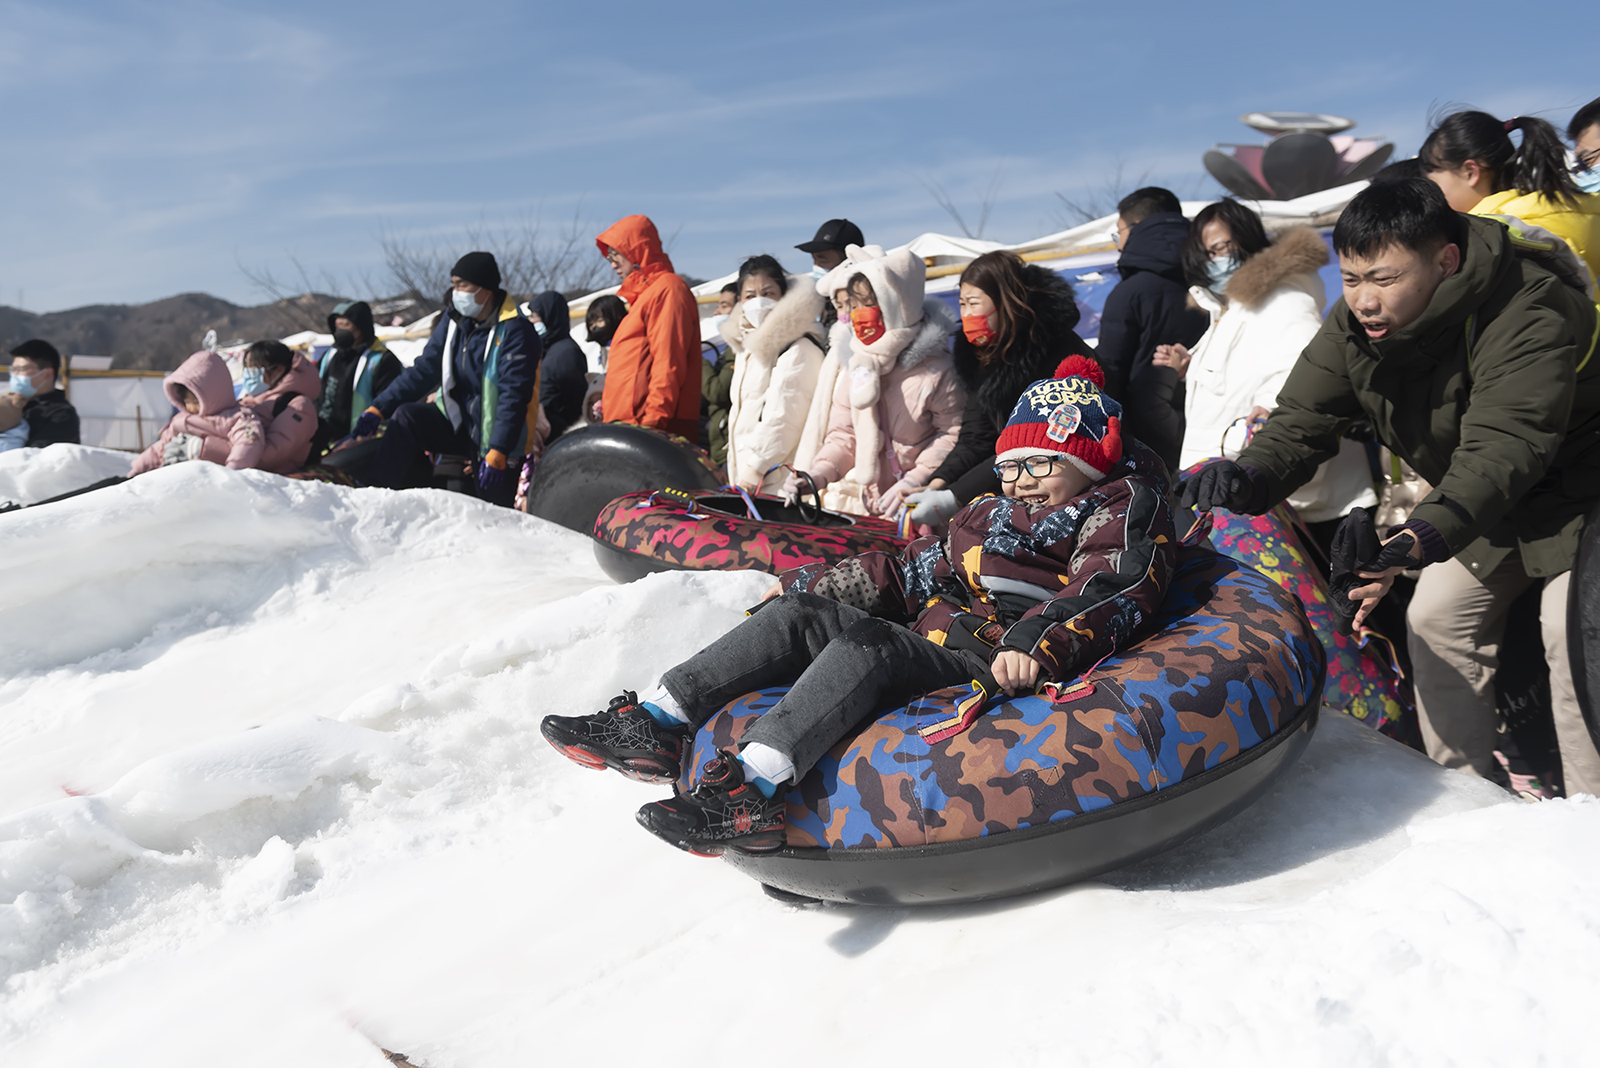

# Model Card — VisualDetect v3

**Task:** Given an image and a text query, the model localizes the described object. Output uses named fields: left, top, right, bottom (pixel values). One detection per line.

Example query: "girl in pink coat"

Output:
left=130, top=350, right=265, bottom=475
left=786, top=244, right=964, bottom=516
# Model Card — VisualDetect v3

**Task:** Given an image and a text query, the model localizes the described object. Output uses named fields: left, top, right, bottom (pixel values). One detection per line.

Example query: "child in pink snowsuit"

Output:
left=130, top=351, right=265, bottom=475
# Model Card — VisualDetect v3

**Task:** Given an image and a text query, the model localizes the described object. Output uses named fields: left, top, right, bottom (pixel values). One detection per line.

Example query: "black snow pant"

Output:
left=367, top=401, right=515, bottom=508
left=660, top=591, right=986, bottom=778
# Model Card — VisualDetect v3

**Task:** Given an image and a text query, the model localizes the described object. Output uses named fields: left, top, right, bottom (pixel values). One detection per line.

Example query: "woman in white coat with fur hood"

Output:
left=1154, top=199, right=1376, bottom=531
left=785, top=243, right=964, bottom=516
left=718, top=255, right=830, bottom=494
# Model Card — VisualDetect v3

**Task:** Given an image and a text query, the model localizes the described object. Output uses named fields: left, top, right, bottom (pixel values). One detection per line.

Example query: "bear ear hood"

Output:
left=830, top=243, right=927, bottom=332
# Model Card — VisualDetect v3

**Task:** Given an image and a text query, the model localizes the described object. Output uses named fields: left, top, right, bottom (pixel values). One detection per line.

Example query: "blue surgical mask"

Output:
left=452, top=289, right=483, bottom=318
left=811, top=265, right=828, bottom=282
left=532, top=320, right=548, bottom=338
left=1576, top=169, right=1600, bottom=195
left=236, top=367, right=269, bottom=398
left=1207, top=254, right=1239, bottom=293
left=7, top=369, right=35, bottom=398
left=710, top=313, right=730, bottom=327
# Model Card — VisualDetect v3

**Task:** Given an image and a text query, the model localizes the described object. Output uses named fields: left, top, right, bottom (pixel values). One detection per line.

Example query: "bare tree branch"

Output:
left=919, top=167, right=1006, bottom=240
left=1052, top=157, right=1154, bottom=227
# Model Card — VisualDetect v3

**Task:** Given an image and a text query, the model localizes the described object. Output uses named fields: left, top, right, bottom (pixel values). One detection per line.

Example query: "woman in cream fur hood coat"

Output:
left=1176, top=224, right=1376, bottom=523
left=802, top=243, right=964, bottom=515
left=719, top=277, right=829, bottom=493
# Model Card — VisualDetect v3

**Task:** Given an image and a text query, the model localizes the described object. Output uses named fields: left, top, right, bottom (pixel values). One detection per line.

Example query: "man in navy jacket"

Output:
left=355, top=252, right=539, bottom=507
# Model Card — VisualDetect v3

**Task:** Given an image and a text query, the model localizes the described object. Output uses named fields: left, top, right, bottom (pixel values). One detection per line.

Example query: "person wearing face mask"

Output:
left=1152, top=199, right=1376, bottom=532
left=1420, top=110, right=1600, bottom=290
left=595, top=215, right=700, bottom=438
left=316, top=301, right=401, bottom=447
left=796, top=219, right=865, bottom=354
left=710, top=254, right=827, bottom=493
left=782, top=244, right=963, bottom=516
left=3, top=340, right=79, bottom=448
left=1571, top=97, right=1600, bottom=198
left=353, top=251, right=539, bottom=507
left=130, top=350, right=265, bottom=475
left=1184, top=178, right=1600, bottom=795
left=583, top=295, right=628, bottom=424
left=234, top=339, right=323, bottom=474
left=907, top=250, right=1091, bottom=526
left=523, top=290, right=586, bottom=442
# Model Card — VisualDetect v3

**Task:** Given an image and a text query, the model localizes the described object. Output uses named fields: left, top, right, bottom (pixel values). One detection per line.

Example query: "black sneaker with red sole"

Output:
left=540, top=691, right=687, bottom=784
left=636, top=751, right=786, bottom=856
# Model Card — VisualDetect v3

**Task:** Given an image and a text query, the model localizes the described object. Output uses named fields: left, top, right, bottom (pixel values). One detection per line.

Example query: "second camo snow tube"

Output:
left=593, top=487, right=909, bottom=582
left=678, top=544, right=1325, bottom=905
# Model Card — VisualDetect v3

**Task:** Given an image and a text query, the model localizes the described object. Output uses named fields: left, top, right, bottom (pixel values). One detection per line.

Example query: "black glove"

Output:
left=1328, top=508, right=1380, bottom=635
left=1328, top=509, right=1421, bottom=635
left=351, top=407, right=382, bottom=439
left=1177, top=459, right=1259, bottom=514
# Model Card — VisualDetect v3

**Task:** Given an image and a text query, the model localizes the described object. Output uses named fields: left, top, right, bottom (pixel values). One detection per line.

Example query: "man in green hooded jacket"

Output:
left=1183, top=178, right=1600, bottom=794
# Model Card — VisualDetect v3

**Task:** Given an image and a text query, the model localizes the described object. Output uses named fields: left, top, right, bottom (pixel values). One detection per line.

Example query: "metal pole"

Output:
left=136, top=406, right=143, bottom=452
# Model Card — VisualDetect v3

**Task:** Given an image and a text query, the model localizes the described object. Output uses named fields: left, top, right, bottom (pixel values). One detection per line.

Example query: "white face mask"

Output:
left=743, top=296, right=778, bottom=327
left=452, top=289, right=484, bottom=318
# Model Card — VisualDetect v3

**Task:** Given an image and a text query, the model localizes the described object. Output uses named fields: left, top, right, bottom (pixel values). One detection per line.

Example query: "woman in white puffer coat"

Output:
left=719, top=255, right=829, bottom=494
left=1154, top=199, right=1376, bottom=528
left=785, top=243, right=964, bottom=516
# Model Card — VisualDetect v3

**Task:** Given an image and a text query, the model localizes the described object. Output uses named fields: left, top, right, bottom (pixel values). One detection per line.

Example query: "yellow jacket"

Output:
left=1472, top=189, right=1600, bottom=290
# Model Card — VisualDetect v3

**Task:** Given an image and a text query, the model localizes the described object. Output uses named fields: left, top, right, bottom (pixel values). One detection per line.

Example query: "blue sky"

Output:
left=2, top=0, right=1593, bottom=312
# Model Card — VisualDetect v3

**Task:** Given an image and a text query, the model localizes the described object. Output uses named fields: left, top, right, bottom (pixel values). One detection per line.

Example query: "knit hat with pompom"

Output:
left=994, top=355, right=1123, bottom=478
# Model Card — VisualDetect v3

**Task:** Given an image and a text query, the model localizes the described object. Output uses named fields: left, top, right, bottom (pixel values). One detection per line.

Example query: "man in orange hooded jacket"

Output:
left=595, top=215, right=700, bottom=439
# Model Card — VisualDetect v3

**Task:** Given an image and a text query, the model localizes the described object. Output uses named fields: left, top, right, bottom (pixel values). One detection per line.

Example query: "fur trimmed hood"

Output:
left=719, top=278, right=825, bottom=364
left=1226, top=226, right=1329, bottom=310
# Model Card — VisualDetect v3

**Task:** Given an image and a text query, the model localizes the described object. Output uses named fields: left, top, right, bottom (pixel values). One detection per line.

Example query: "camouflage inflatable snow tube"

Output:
left=593, top=489, right=908, bottom=582
left=679, top=545, right=1326, bottom=905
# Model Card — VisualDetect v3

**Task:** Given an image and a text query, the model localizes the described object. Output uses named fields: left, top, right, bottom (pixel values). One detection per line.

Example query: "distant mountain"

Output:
left=0, top=292, right=348, bottom=371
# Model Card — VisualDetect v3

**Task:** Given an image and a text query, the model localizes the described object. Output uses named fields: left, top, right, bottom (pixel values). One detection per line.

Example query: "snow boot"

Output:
left=636, top=751, right=786, bottom=857
left=541, top=691, right=687, bottom=783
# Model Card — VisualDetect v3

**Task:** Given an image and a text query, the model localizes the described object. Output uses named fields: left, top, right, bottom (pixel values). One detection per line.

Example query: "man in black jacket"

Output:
left=317, top=300, right=402, bottom=445
left=1094, top=187, right=1208, bottom=472
left=4, top=340, right=80, bottom=447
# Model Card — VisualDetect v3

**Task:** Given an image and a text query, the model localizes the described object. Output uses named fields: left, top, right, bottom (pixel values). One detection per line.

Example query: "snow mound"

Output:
left=0, top=443, right=132, bottom=504
left=0, top=451, right=1597, bottom=1067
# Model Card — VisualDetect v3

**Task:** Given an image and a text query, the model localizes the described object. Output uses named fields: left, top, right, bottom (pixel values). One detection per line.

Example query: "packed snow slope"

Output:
left=0, top=447, right=1597, bottom=1067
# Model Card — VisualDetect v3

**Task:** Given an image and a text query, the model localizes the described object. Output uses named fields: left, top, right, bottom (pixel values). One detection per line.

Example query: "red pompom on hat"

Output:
left=994, top=354, right=1123, bottom=478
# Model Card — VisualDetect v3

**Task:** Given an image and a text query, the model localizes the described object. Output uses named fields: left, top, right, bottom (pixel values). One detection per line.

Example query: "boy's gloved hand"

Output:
left=477, top=449, right=509, bottom=493
left=905, top=488, right=958, bottom=525
left=351, top=407, right=383, bottom=439
left=1178, top=459, right=1259, bottom=514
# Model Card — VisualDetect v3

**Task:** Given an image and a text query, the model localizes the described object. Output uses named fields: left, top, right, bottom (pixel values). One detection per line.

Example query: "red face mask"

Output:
left=962, top=314, right=996, bottom=347
left=851, top=306, right=885, bottom=345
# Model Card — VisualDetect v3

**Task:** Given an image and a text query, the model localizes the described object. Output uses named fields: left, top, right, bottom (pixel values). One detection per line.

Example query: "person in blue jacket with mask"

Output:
left=352, top=252, right=539, bottom=507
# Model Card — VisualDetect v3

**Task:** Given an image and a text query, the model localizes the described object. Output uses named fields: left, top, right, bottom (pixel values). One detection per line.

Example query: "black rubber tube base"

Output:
left=724, top=698, right=1320, bottom=906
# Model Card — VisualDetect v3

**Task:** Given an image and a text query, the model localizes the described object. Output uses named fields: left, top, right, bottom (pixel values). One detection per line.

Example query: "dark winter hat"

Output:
left=9, top=339, right=61, bottom=372
left=451, top=251, right=501, bottom=291
left=795, top=219, right=865, bottom=254
left=995, top=355, right=1123, bottom=478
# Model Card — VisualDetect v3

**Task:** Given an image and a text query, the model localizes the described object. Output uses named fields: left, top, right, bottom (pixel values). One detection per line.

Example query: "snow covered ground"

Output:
left=1, top=446, right=1598, bottom=1067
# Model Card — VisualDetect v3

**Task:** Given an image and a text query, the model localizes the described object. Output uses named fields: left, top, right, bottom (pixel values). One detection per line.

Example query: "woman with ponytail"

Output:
left=904, top=250, right=1091, bottom=525
left=1420, top=110, right=1600, bottom=283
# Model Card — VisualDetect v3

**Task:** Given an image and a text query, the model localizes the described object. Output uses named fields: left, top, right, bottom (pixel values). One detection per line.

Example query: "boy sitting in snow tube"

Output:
left=542, top=356, right=1179, bottom=855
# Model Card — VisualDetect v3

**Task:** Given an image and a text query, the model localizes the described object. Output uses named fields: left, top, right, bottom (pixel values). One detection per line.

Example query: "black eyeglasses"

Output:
left=993, top=456, right=1061, bottom=482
